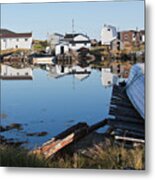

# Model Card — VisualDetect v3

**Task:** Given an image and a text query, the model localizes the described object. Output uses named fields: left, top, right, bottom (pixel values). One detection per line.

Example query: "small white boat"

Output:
left=32, top=56, right=55, bottom=65
left=126, top=63, right=145, bottom=119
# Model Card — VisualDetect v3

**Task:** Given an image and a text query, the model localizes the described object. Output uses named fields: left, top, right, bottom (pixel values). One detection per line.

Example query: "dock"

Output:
left=107, top=84, right=145, bottom=145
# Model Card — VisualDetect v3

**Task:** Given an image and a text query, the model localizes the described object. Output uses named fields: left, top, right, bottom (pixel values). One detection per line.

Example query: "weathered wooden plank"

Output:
left=111, top=97, right=131, bottom=104
left=107, top=119, right=144, bottom=134
left=109, top=111, right=139, bottom=120
left=114, top=136, right=145, bottom=143
left=109, top=108, right=142, bottom=119
left=111, top=99, right=133, bottom=108
left=111, top=128, right=145, bottom=139
left=88, top=119, right=108, bottom=133
left=110, top=105, right=141, bottom=115
left=33, top=126, right=88, bottom=158
left=32, top=119, right=108, bottom=158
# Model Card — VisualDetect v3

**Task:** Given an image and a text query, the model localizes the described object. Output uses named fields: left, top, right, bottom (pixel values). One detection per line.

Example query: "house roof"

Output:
left=0, top=29, right=16, bottom=34
left=53, top=33, right=64, bottom=37
left=139, top=30, right=145, bottom=35
left=0, top=28, right=32, bottom=38
left=64, top=33, right=89, bottom=40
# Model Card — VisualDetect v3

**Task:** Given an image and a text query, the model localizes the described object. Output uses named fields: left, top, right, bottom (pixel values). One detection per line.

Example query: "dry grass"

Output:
left=0, top=144, right=145, bottom=170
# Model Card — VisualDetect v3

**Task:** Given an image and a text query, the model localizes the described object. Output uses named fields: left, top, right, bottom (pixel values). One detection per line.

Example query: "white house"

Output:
left=101, top=25, right=117, bottom=45
left=0, top=29, right=32, bottom=50
left=64, top=33, right=91, bottom=50
left=55, top=42, right=69, bottom=55
left=0, top=64, right=33, bottom=80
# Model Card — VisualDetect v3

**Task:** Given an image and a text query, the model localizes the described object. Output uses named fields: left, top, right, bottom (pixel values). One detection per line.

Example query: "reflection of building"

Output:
left=47, top=65, right=70, bottom=78
left=0, top=64, right=33, bottom=80
left=72, top=66, right=91, bottom=81
left=101, top=25, right=117, bottom=45
left=110, top=38, right=124, bottom=51
left=101, top=68, right=117, bottom=87
left=0, top=29, right=32, bottom=50
left=47, top=65, right=91, bottom=80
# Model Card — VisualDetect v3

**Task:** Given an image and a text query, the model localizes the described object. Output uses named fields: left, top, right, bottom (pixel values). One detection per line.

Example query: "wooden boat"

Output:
left=126, top=63, right=145, bottom=119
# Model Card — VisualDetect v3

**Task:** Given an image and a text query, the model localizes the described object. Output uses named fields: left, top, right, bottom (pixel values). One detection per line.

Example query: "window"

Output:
left=107, top=28, right=111, bottom=31
left=25, top=38, right=28, bottom=41
left=17, top=73, right=19, bottom=76
left=16, top=38, right=19, bottom=42
left=3, top=39, right=6, bottom=42
left=124, top=34, right=129, bottom=41
left=25, top=72, right=29, bottom=76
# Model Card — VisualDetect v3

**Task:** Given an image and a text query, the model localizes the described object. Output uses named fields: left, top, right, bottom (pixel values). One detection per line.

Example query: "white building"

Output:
left=139, top=30, right=145, bottom=44
left=0, top=64, right=33, bottom=80
left=47, top=33, right=64, bottom=50
left=101, top=25, right=117, bottom=45
left=64, top=33, right=91, bottom=50
left=0, top=29, right=32, bottom=50
left=55, top=42, right=69, bottom=55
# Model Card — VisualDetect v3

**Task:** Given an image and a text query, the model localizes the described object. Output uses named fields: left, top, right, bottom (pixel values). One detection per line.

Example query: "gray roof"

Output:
left=64, top=33, right=89, bottom=40
left=0, top=29, right=16, bottom=35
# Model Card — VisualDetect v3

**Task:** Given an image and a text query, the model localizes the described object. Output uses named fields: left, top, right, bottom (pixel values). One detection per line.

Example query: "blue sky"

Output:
left=1, top=0, right=144, bottom=40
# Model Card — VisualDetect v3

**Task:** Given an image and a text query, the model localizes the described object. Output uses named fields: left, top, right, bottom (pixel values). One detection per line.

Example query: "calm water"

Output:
left=1, top=65, right=112, bottom=149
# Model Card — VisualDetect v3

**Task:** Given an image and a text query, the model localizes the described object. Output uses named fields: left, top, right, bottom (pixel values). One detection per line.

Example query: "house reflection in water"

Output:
left=0, top=64, right=33, bottom=80
left=46, top=65, right=91, bottom=81
left=101, top=68, right=118, bottom=87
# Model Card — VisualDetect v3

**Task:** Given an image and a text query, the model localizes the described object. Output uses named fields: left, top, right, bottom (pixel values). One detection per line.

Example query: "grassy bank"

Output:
left=0, top=144, right=145, bottom=169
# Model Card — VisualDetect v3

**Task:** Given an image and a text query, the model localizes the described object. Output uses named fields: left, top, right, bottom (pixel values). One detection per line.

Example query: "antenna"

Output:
left=72, top=19, right=75, bottom=34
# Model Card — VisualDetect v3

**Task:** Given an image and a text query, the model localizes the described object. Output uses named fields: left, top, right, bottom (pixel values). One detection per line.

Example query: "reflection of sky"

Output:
left=1, top=68, right=112, bottom=149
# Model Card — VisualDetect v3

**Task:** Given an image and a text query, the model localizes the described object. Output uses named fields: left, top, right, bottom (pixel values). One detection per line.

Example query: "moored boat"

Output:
left=126, top=63, right=145, bottom=119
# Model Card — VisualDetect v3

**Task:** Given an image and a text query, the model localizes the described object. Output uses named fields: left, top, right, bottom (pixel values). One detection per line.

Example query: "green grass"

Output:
left=0, top=144, right=145, bottom=169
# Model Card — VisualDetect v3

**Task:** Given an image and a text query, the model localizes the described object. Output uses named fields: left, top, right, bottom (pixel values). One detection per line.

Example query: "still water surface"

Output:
left=1, top=66, right=112, bottom=149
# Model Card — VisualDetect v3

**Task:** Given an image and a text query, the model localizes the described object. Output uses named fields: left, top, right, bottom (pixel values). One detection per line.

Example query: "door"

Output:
left=60, top=46, right=64, bottom=54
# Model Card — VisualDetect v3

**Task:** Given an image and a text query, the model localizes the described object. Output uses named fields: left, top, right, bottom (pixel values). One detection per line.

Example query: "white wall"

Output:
left=55, top=44, right=69, bottom=55
left=1, top=37, right=32, bottom=50
left=101, top=25, right=117, bottom=45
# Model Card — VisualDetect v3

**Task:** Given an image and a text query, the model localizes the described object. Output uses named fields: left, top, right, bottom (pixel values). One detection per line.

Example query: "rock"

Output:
left=0, top=123, right=23, bottom=132
left=6, top=123, right=23, bottom=131
left=0, top=113, right=8, bottom=119
left=26, top=131, right=48, bottom=137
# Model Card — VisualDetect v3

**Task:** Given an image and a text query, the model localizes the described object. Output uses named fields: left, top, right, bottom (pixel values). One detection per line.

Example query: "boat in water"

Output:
left=126, top=63, right=145, bottom=119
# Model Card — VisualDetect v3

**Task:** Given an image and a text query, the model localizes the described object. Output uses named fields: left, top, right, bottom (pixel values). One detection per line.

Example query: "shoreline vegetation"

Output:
left=0, top=138, right=145, bottom=169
